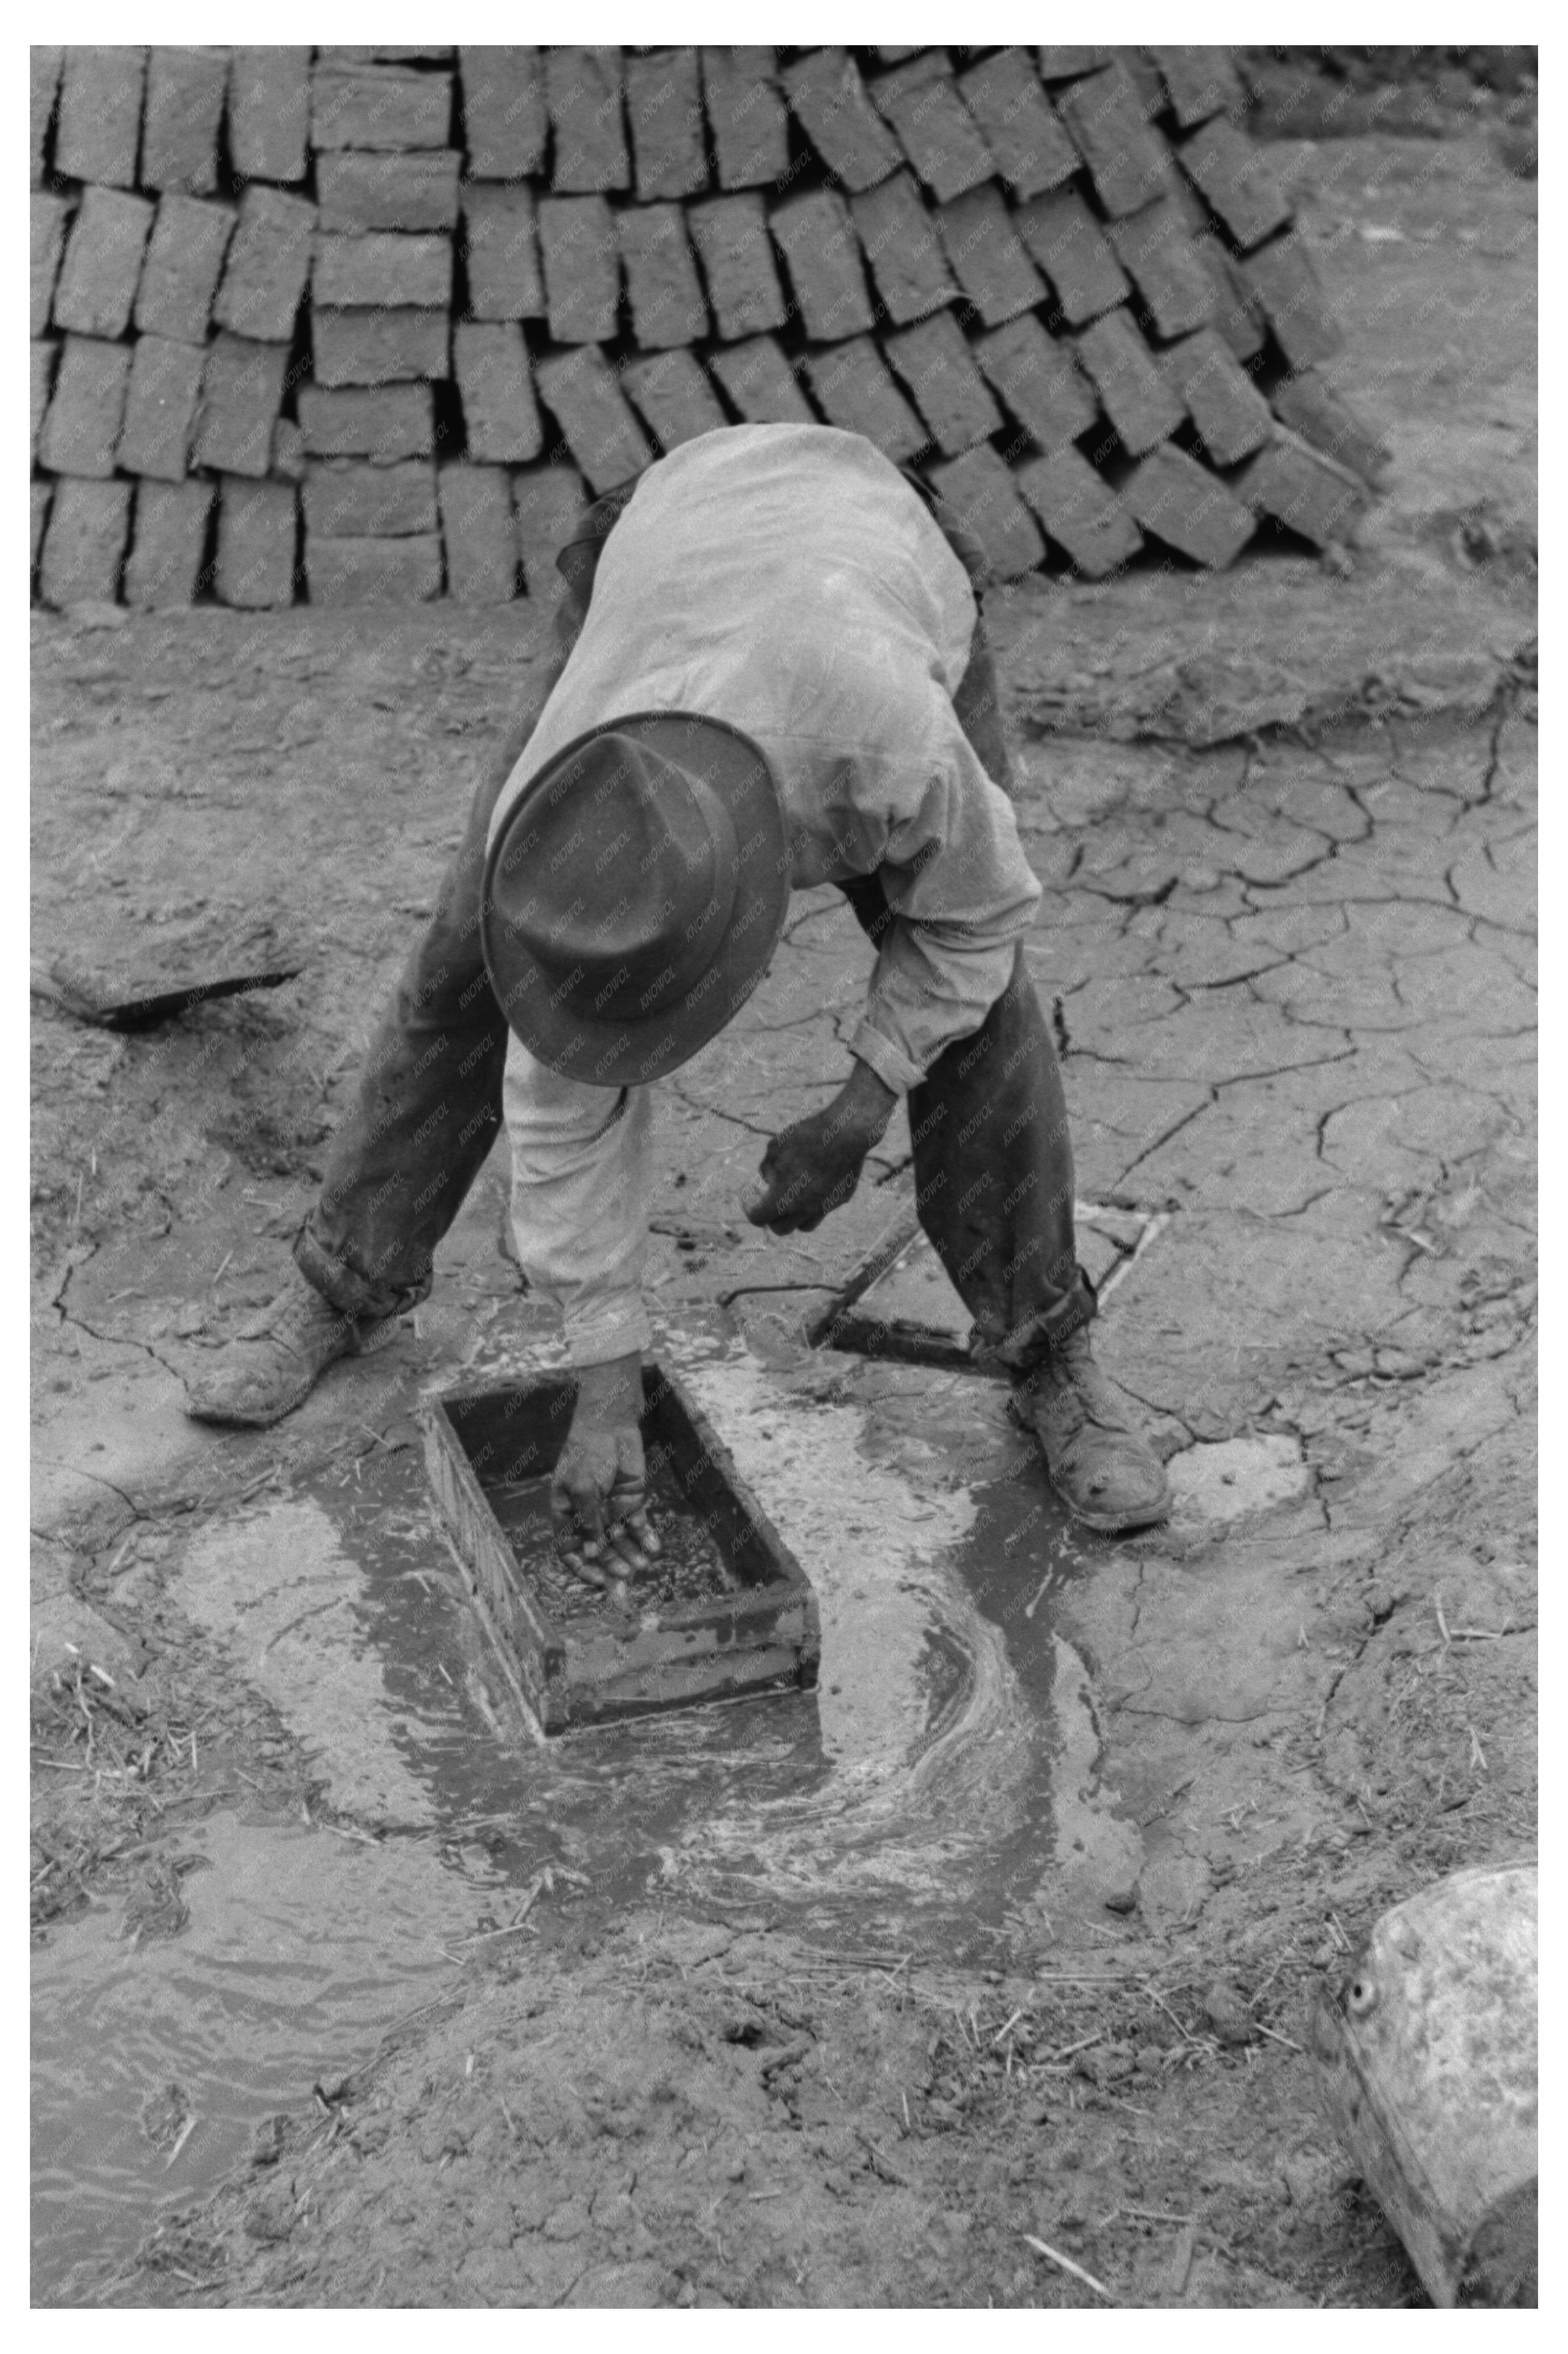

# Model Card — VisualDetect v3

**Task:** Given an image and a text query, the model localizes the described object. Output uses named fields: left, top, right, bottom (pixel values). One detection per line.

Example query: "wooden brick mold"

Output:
left=31, top=43, right=1379, bottom=607
left=422, top=1365, right=821, bottom=1734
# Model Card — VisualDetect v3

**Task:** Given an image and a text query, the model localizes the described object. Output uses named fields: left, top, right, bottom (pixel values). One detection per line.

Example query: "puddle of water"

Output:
left=31, top=1811, right=486, bottom=2306
left=249, top=1340, right=1145, bottom=1949
left=34, top=1335, right=1152, bottom=2295
left=175, top=1501, right=439, bottom=1826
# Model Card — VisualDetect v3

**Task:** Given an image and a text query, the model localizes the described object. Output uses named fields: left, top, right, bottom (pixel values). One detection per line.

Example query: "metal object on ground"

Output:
left=1312, top=1860, right=1537, bottom=2308
left=421, top=1361, right=820, bottom=1734
left=31, top=957, right=302, bottom=1031
left=808, top=1199, right=1150, bottom=1366
left=30, top=917, right=302, bottom=1031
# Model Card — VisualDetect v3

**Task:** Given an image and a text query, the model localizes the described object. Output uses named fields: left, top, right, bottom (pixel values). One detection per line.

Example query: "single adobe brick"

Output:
left=271, top=420, right=307, bottom=482
left=306, top=533, right=443, bottom=604
left=228, top=49, right=311, bottom=183
left=316, top=152, right=462, bottom=233
left=312, top=310, right=450, bottom=388
left=1190, top=232, right=1265, bottom=361
left=1035, top=48, right=1112, bottom=82
left=924, top=444, right=1045, bottom=579
left=1241, top=232, right=1344, bottom=367
left=31, top=47, right=62, bottom=187
left=51, top=188, right=153, bottom=341
left=803, top=337, right=927, bottom=464
left=38, top=337, right=132, bottom=478
left=437, top=462, right=519, bottom=602
left=140, top=48, right=229, bottom=194
left=296, top=381, right=433, bottom=459
left=1121, top=56, right=1170, bottom=122
left=1159, top=326, right=1272, bottom=465
left=622, top=350, right=727, bottom=451
left=1015, top=188, right=1129, bottom=326
left=958, top=50, right=1079, bottom=201
left=1179, top=118, right=1293, bottom=251
left=870, top=58, right=994, bottom=203
left=1269, top=370, right=1391, bottom=489
left=459, top=47, right=547, bottom=179
left=125, top=480, right=214, bottom=607
left=214, top=188, right=317, bottom=342
left=687, top=194, right=787, bottom=340
left=312, top=64, right=454, bottom=151
left=626, top=49, right=707, bottom=200
left=1148, top=46, right=1247, bottom=131
left=707, top=337, right=813, bottom=426
left=972, top=313, right=1098, bottom=453
left=191, top=337, right=290, bottom=478
left=770, top=190, right=875, bottom=342
left=31, top=340, right=58, bottom=464
left=701, top=48, right=790, bottom=191
left=1123, top=440, right=1256, bottom=566
left=618, top=205, right=708, bottom=349
left=1073, top=309, right=1183, bottom=455
left=217, top=478, right=299, bottom=608
left=512, top=459, right=590, bottom=599
left=297, top=384, right=436, bottom=460
left=318, top=46, right=453, bottom=65
left=313, top=233, right=453, bottom=312
left=116, top=335, right=206, bottom=480
left=31, top=195, right=71, bottom=338
left=54, top=47, right=147, bottom=188
left=1108, top=197, right=1219, bottom=340
left=134, top=195, right=236, bottom=345
left=881, top=310, right=1001, bottom=456
left=1056, top=63, right=1173, bottom=216
left=538, top=195, right=621, bottom=344
left=40, top=478, right=133, bottom=607
left=935, top=185, right=1045, bottom=328
left=1013, top=446, right=1142, bottom=577
left=533, top=346, right=654, bottom=497
left=303, top=459, right=439, bottom=538
left=848, top=171, right=958, bottom=326
left=1231, top=433, right=1366, bottom=549
left=32, top=483, right=53, bottom=575
left=781, top=50, right=901, bottom=192
left=462, top=185, right=545, bottom=320
left=454, top=321, right=544, bottom=466
left=545, top=48, right=630, bottom=193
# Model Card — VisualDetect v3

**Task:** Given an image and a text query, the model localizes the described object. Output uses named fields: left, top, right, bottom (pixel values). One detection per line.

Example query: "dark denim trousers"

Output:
left=295, top=630, right=1095, bottom=1371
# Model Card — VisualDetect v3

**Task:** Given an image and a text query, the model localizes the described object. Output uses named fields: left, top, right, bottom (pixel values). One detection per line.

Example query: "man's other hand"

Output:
left=745, top=1059, right=898, bottom=1236
left=551, top=1352, right=662, bottom=1585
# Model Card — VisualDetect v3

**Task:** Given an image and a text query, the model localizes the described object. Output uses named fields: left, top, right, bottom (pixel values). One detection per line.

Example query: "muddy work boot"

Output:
left=1010, top=1327, right=1170, bottom=1534
left=184, top=1269, right=398, bottom=1429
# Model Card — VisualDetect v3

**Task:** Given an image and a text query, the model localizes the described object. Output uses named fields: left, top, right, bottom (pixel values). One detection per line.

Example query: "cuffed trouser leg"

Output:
left=839, top=883, right=1092, bottom=1372
left=293, top=775, right=513, bottom=1323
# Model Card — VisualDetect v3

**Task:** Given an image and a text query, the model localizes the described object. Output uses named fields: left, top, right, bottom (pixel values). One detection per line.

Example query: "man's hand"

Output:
left=551, top=1353, right=663, bottom=1588
left=745, top=1059, right=899, bottom=1236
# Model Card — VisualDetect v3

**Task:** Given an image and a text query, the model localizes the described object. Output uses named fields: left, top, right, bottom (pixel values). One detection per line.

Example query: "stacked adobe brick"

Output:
left=30, top=43, right=1389, bottom=610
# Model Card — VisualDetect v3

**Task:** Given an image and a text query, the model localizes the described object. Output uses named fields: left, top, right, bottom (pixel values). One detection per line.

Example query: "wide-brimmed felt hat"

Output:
left=481, top=711, right=791, bottom=1088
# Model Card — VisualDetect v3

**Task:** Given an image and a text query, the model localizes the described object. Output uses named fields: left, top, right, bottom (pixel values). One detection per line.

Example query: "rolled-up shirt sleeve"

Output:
left=501, top=1044, right=654, bottom=1365
left=847, top=746, right=1043, bottom=1091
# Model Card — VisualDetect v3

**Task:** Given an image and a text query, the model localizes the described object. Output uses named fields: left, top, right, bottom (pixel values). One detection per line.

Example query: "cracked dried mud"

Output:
left=31, top=129, right=1534, bottom=2309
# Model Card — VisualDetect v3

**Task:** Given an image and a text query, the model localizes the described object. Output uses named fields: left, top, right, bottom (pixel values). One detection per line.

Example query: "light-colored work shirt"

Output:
left=487, top=423, right=1043, bottom=1364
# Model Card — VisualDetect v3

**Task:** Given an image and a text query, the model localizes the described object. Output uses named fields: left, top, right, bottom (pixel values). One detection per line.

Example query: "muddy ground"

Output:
left=31, top=131, right=1536, bottom=2309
